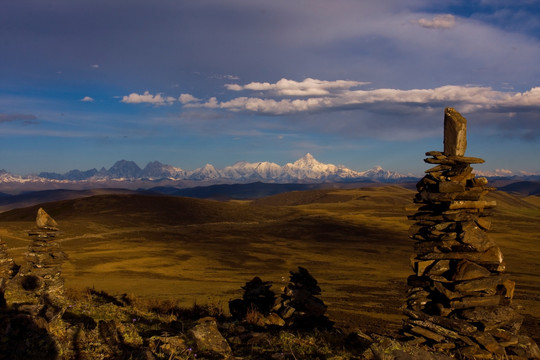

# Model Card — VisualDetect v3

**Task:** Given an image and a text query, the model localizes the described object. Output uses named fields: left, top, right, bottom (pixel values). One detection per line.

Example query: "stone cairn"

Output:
left=6, top=208, right=66, bottom=314
left=403, top=108, right=540, bottom=359
left=229, top=267, right=330, bottom=328
left=0, top=237, right=16, bottom=308
left=273, top=266, right=328, bottom=327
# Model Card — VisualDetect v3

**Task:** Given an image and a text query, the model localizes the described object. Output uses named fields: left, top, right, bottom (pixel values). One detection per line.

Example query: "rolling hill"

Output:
left=0, top=186, right=538, bottom=340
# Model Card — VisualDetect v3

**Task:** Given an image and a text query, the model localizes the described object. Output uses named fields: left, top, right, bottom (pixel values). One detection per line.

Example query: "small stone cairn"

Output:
left=273, top=266, right=328, bottom=327
left=0, top=237, right=16, bottom=307
left=229, top=267, right=330, bottom=328
left=403, top=108, right=540, bottom=359
left=21, top=208, right=66, bottom=296
left=6, top=208, right=66, bottom=310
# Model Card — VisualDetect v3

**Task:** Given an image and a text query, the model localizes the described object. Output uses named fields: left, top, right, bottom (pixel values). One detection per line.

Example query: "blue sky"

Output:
left=1, top=0, right=539, bottom=176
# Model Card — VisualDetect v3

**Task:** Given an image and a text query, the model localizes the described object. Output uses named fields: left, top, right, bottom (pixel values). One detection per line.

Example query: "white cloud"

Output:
left=417, top=14, right=456, bottom=29
left=179, top=93, right=201, bottom=104
left=188, top=79, right=540, bottom=115
left=81, top=96, right=95, bottom=102
left=226, top=78, right=369, bottom=96
left=498, top=87, right=540, bottom=107
left=121, top=91, right=175, bottom=106
left=91, top=64, right=99, bottom=68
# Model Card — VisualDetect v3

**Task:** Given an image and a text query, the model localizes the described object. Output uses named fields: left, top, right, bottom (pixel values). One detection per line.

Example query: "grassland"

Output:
left=0, top=186, right=538, bottom=341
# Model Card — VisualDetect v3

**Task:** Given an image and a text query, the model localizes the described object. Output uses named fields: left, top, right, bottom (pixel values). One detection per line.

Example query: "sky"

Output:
left=1, top=0, right=539, bottom=176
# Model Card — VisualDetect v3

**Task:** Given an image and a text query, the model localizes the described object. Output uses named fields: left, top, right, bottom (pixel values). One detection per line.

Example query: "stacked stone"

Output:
left=17, top=208, right=66, bottom=297
left=403, top=108, right=540, bottom=359
left=228, top=276, right=276, bottom=319
left=0, top=237, right=16, bottom=307
left=272, top=266, right=329, bottom=327
left=229, top=267, right=330, bottom=328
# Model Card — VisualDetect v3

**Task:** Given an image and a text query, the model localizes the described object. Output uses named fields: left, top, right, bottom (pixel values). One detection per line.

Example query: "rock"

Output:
left=448, top=200, right=497, bottom=210
left=472, top=331, right=505, bottom=355
left=460, top=306, right=523, bottom=332
left=149, top=335, right=186, bottom=358
left=409, top=325, right=446, bottom=342
left=421, top=246, right=504, bottom=266
left=264, top=312, right=285, bottom=326
left=459, top=222, right=495, bottom=252
left=506, top=335, right=540, bottom=359
left=450, top=295, right=503, bottom=310
left=426, top=260, right=451, bottom=277
left=36, top=208, right=58, bottom=230
left=241, top=276, right=275, bottom=314
left=438, top=181, right=466, bottom=193
left=444, top=107, right=467, bottom=156
left=457, top=345, right=493, bottom=359
left=474, top=217, right=492, bottom=231
left=189, top=317, right=232, bottom=356
left=453, top=260, right=491, bottom=281
left=454, top=274, right=508, bottom=295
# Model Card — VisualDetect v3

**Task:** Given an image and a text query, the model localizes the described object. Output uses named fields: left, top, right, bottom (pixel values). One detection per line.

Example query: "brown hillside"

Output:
left=0, top=193, right=284, bottom=226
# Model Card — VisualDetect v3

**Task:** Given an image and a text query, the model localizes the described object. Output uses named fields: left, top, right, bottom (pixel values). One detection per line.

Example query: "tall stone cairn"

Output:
left=403, top=108, right=540, bottom=359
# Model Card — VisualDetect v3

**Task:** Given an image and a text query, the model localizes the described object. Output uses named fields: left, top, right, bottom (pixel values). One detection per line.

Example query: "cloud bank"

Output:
left=225, top=78, right=369, bottom=96
left=183, top=78, right=540, bottom=115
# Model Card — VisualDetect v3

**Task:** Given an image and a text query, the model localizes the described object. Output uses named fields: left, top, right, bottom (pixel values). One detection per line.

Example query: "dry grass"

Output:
left=0, top=186, right=538, bottom=341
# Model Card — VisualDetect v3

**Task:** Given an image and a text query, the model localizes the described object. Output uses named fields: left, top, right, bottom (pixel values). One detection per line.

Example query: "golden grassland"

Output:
left=0, top=186, right=539, bottom=339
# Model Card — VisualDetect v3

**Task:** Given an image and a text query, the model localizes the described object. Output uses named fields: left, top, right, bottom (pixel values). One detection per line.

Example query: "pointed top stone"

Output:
left=36, top=208, right=58, bottom=230
left=444, top=107, right=467, bottom=156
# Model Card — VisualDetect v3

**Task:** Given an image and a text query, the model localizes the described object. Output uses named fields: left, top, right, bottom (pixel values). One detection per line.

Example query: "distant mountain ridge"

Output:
left=0, top=154, right=415, bottom=185
left=2, top=153, right=538, bottom=188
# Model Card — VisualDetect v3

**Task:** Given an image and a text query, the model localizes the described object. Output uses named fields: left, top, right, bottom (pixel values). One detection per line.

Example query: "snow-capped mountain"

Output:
left=357, top=166, right=408, bottom=181
left=220, top=161, right=283, bottom=181
left=142, top=161, right=184, bottom=180
left=106, top=160, right=142, bottom=179
left=280, top=153, right=364, bottom=181
left=189, top=164, right=221, bottom=180
left=1, top=154, right=417, bottom=185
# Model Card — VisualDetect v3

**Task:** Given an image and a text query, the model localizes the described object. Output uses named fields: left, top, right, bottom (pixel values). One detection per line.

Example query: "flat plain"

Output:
left=0, top=186, right=538, bottom=340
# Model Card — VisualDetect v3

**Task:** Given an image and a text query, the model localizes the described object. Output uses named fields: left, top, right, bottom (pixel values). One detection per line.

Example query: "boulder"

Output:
left=189, top=317, right=232, bottom=356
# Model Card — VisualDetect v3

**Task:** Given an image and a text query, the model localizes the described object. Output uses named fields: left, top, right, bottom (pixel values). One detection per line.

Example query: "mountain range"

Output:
left=0, top=154, right=415, bottom=185
left=1, top=154, right=539, bottom=191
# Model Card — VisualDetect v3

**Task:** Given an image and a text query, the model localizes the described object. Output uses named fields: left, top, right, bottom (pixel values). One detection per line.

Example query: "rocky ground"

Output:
left=0, top=284, right=458, bottom=360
